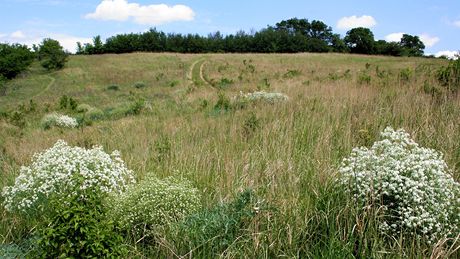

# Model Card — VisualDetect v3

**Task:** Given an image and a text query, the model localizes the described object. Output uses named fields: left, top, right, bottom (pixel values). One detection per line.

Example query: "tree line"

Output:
left=77, top=18, right=426, bottom=57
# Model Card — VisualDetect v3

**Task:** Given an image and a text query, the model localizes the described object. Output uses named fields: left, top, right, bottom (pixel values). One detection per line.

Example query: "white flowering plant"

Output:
left=2, top=140, right=135, bottom=215
left=41, top=113, right=79, bottom=129
left=234, top=91, right=289, bottom=105
left=109, top=176, right=201, bottom=238
left=339, top=127, right=460, bottom=243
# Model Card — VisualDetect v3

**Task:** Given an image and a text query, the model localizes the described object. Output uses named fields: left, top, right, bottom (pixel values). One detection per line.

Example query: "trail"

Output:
left=188, top=58, right=212, bottom=88
left=199, top=61, right=213, bottom=87
left=33, top=75, right=55, bottom=98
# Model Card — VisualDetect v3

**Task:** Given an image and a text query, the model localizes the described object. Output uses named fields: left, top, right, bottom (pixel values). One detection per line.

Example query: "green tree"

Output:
left=400, top=34, right=425, bottom=57
left=0, top=43, right=34, bottom=79
left=344, top=27, right=375, bottom=54
left=37, top=38, right=68, bottom=70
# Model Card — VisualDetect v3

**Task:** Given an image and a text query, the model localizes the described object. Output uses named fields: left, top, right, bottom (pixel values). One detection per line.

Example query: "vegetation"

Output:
left=36, top=38, right=68, bottom=70
left=0, top=43, right=34, bottom=80
left=77, top=18, right=430, bottom=57
left=0, top=52, right=459, bottom=258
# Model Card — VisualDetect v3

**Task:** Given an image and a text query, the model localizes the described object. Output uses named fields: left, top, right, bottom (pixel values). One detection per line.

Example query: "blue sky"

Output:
left=1, top=0, right=459, bottom=57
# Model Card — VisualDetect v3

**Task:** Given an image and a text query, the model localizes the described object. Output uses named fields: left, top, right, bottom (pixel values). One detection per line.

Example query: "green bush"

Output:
left=85, top=107, right=105, bottom=121
left=133, top=81, right=147, bottom=89
left=107, top=84, right=120, bottom=91
left=37, top=38, right=68, bottom=71
left=36, top=189, right=127, bottom=258
left=437, top=57, right=460, bottom=92
left=76, top=103, right=92, bottom=113
left=172, top=190, right=257, bottom=256
left=109, top=176, right=201, bottom=240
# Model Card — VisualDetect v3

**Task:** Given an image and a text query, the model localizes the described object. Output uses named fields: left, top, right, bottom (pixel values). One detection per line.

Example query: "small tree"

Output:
left=344, top=27, right=375, bottom=54
left=0, top=43, right=34, bottom=79
left=37, top=38, right=68, bottom=70
left=400, top=34, right=425, bottom=57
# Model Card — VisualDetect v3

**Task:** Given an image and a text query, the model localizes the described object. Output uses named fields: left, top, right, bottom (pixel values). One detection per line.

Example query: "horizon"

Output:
left=1, top=0, right=459, bottom=57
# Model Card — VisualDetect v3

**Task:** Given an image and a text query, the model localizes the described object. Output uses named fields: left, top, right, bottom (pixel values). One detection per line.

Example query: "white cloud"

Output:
left=85, top=0, right=195, bottom=25
left=419, top=34, right=440, bottom=47
left=384, top=32, right=440, bottom=48
left=337, top=15, right=377, bottom=30
left=0, top=30, right=91, bottom=53
left=385, top=32, right=404, bottom=42
left=10, top=30, right=26, bottom=39
left=434, top=50, right=459, bottom=60
left=453, top=20, right=460, bottom=27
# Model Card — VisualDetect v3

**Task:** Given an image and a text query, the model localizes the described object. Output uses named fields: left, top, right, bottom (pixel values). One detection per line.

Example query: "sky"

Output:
left=0, top=0, right=459, bottom=57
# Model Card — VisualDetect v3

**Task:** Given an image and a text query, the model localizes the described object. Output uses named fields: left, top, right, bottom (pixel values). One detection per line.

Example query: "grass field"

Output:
left=1, top=53, right=459, bottom=258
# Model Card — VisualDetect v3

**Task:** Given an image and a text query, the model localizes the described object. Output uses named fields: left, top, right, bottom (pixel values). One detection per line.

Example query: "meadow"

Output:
left=0, top=53, right=459, bottom=258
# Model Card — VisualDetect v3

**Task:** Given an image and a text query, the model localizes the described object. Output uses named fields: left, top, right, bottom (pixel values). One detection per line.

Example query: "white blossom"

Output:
left=339, top=127, right=460, bottom=242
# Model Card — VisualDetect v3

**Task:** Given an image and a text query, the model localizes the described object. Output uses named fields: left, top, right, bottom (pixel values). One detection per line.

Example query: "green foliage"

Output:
left=242, top=112, right=260, bottom=140
left=172, top=190, right=257, bottom=256
left=133, top=81, right=147, bottom=89
left=36, top=189, right=127, bottom=258
left=107, top=84, right=120, bottom=91
left=358, top=72, right=371, bottom=85
left=0, top=43, right=34, bottom=80
left=400, top=34, right=425, bottom=57
left=399, top=68, right=412, bottom=84
left=216, top=78, right=234, bottom=89
left=109, top=176, right=201, bottom=240
left=37, top=38, right=68, bottom=70
left=436, top=57, right=460, bottom=92
left=214, top=92, right=231, bottom=112
left=283, top=69, right=302, bottom=79
left=344, top=27, right=375, bottom=54
left=154, top=135, right=172, bottom=162
left=59, top=95, right=78, bottom=110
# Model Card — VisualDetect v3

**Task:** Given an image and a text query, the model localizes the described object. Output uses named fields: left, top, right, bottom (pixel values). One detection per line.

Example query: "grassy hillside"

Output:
left=1, top=53, right=459, bottom=257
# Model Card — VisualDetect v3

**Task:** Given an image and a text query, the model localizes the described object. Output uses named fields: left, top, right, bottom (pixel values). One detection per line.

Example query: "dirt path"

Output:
left=34, top=75, right=55, bottom=98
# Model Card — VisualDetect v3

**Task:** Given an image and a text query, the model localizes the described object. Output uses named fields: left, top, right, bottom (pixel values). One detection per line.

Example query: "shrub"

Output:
left=214, top=93, right=231, bottom=112
left=173, top=190, right=258, bottom=255
left=0, top=43, right=34, bottom=79
left=358, top=72, right=371, bottom=85
left=436, top=57, right=460, bottom=93
left=59, top=95, right=78, bottom=110
left=235, top=91, right=289, bottom=105
left=283, top=69, right=301, bottom=79
left=85, top=107, right=105, bottom=121
left=37, top=38, right=68, bottom=71
left=76, top=103, right=92, bottom=113
left=41, top=113, right=78, bottom=129
left=107, top=84, right=120, bottom=91
left=109, top=176, right=201, bottom=239
left=133, top=81, right=147, bottom=89
left=36, top=188, right=127, bottom=258
left=2, top=140, right=135, bottom=215
left=339, top=127, right=460, bottom=243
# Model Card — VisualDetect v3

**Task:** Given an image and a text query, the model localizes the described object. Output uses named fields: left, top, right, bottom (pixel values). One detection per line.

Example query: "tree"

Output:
left=37, top=38, right=68, bottom=70
left=0, top=43, right=34, bottom=79
left=344, top=27, right=375, bottom=54
left=400, top=34, right=425, bottom=57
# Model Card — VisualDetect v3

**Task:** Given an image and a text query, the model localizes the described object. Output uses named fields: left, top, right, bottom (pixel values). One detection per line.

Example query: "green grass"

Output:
left=0, top=53, right=459, bottom=258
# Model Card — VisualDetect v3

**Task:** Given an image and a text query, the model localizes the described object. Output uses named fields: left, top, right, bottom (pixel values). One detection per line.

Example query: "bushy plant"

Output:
left=36, top=187, right=127, bottom=258
left=109, top=176, right=201, bottom=239
left=235, top=91, right=289, bottom=105
left=339, top=127, right=460, bottom=243
left=2, top=140, right=135, bottom=215
left=173, top=190, right=258, bottom=255
left=41, top=113, right=78, bottom=129
left=37, top=38, right=68, bottom=71
left=76, top=103, right=92, bottom=113
left=133, top=81, right=147, bottom=89
left=85, top=107, right=105, bottom=121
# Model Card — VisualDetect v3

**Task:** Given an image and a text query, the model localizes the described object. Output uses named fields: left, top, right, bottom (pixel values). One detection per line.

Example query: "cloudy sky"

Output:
left=1, top=0, right=459, bottom=57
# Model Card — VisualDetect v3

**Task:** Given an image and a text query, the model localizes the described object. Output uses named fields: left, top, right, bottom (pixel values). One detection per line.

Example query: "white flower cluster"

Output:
left=2, top=140, right=135, bottom=213
left=339, top=127, right=460, bottom=242
left=110, top=176, right=201, bottom=235
left=236, top=91, right=289, bottom=104
left=41, top=113, right=79, bottom=129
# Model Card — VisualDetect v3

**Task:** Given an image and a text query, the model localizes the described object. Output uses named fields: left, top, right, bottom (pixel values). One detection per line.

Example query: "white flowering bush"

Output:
left=41, top=113, right=78, bottom=129
left=339, top=127, right=460, bottom=243
left=2, top=140, right=135, bottom=214
left=235, top=91, right=289, bottom=104
left=109, top=176, right=201, bottom=237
